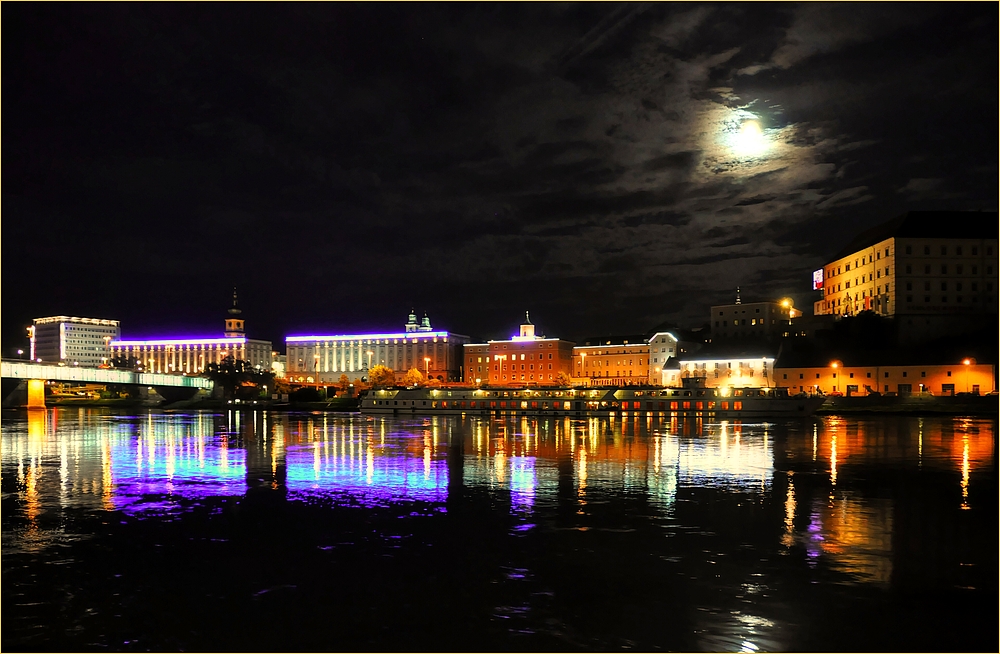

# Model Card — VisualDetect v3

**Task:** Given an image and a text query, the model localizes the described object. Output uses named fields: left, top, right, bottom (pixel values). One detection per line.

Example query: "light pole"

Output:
left=16, top=349, right=23, bottom=360
left=424, top=357, right=431, bottom=381
left=963, top=358, right=971, bottom=393
left=580, top=352, right=587, bottom=385
left=314, top=354, right=320, bottom=386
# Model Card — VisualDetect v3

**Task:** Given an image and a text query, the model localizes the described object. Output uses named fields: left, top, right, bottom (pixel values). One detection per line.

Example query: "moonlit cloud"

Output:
left=2, top=3, right=996, bottom=344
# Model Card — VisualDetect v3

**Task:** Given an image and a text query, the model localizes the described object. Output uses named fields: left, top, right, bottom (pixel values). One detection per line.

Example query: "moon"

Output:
left=731, top=119, right=768, bottom=158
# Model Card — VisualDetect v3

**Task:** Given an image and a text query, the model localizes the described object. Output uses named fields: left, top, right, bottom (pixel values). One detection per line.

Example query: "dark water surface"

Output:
left=2, top=408, right=996, bottom=652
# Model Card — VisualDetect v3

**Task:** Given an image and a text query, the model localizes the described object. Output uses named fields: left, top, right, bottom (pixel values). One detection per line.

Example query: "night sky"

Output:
left=4, top=3, right=997, bottom=351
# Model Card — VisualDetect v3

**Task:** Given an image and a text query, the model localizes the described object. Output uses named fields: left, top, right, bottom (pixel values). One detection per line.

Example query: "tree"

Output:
left=204, top=356, right=274, bottom=401
left=403, top=368, right=424, bottom=387
left=368, top=364, right=396, bottom=388
left=555, top=371, right=573, bottom=387
left=337, top=374, right=351, bottom=394
left=109, top=356, right=139, bottom=370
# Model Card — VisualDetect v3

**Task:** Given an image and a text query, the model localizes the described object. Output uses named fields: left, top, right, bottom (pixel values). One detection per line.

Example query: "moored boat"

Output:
left=361, top=379, right=825, bottom=418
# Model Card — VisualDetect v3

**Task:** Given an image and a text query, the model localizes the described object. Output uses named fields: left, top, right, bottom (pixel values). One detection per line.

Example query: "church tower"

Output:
left=518, top=311, right=535, bottom=339
left=405, top=309, right=419, bottom=333
left=224, top=287, right=245, bottom=337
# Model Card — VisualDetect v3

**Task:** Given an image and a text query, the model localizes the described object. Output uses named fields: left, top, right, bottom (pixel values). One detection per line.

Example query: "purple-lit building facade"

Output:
left=284, top=311, right=469, bottom=383
left=108, top=292, right=272, bottom=373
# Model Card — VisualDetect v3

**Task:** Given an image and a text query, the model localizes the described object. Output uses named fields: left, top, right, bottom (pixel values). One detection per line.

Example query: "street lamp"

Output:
left=963, top=358, right=972, bottom=393
left=830, top=360, right=842, bottom=393
left=424, top=357, right=431, bottom=381
left=580, top=352, right=587, bottom=382
left=16, top=349, right=23, bottom=359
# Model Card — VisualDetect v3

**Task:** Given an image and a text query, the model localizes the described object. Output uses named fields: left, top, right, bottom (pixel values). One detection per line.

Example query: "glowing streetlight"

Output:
left=424, top=357, right=431, bottom=380
left=830, top=360, right=842, bottom=393
left=963, top=358, right=972, bottom=393
left=16, top=349, right=23, bottom=359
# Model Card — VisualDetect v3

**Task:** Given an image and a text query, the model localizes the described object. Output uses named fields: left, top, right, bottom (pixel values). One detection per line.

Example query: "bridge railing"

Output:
left=1, top=360, right=213, bottom=389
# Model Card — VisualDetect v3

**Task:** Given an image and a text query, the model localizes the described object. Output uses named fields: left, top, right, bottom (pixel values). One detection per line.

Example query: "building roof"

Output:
left=832, top=211, right=999, bottom=261
left=579, top=335, right=649, bottom=347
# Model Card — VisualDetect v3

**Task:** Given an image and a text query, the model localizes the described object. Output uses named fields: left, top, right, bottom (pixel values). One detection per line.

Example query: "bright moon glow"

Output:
left=730, top=119, right=768, bottom=158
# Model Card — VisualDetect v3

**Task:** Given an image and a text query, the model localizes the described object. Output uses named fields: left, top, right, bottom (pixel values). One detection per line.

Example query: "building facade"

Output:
left=286, top=312, right=469, bottom=383
left=29, top=316, right=121, bottom=366
left=667, top=355, right=776, bottom=388
left=570, top=332, right=681, bottom=386
left=108, top=291, right=272, bottom=373
left=775, top=363, right=994, bottom=396
left=711, top=290, right=801, bottom=340
left=813, top=211, right=998, bottom=319
left=464, top=313, right=574, bottom=386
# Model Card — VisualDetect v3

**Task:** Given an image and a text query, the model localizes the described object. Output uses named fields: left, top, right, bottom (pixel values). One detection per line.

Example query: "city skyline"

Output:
left=4, top=4, right=997, bottom=350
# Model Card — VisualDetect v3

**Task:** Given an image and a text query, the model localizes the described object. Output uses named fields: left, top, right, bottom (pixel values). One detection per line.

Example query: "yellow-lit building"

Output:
left=813, top=211, right=997, bottom=318
left=570, top=332, right=683, bottom=386
left=774, top=362, right=994, bottom=396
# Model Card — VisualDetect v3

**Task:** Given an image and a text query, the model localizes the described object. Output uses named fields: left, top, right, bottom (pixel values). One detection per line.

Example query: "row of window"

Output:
left=905, top=295, right=990, bottom=305
left=903, top=264, right=990, bottom=275
left=715, top=318, right=777, bottom=327
left=783, top=370, right=956, bottom=379
left=831, top=247, right=892, bottom=276
left=903, top=244, right=992, bottom=256
left=496, top=363, right=556, bottom=371
left=906, top=281, right=989, bottom=292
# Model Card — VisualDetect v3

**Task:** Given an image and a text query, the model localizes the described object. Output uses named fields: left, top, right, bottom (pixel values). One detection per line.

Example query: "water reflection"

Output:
left=2, top=409, right=994, bottom=587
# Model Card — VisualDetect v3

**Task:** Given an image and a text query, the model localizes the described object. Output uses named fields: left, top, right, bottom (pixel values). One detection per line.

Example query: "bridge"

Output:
left=1, top=360, right=213, bottom=409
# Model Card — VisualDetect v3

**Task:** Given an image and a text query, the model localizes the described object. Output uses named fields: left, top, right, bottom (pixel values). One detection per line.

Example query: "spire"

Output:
left=735, top=287, right=742, bottom=305
left=224, top=287, right=245, bottom=337
left=517, top=311, right=536, bottom=340
left=419, top=311, right=432, bottom=331
left=228, top=286, right=242, bottom=315
left=405, top=308, right=419, bottom=332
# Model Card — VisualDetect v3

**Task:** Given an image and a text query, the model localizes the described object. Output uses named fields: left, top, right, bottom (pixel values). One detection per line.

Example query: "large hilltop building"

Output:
left=285, top=311, right=469, bottom=384
left=814, top=212, right=997, bottom=310
left=108, top=289, right=272, bottom=373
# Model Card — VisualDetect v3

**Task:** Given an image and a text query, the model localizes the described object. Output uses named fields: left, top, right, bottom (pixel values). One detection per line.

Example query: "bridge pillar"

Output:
left=26, top=379, right=46, bottom=410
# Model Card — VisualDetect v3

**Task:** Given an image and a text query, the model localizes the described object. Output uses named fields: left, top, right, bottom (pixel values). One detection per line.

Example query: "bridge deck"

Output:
left=1, top=360, right=213, bottom=389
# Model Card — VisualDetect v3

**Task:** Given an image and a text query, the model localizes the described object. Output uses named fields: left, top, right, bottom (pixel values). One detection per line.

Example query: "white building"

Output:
left=286, top=312, right=470, bottom=383
left=29, top=316, right=121, bottom=367
left=108, top=290, right=272, bottom=373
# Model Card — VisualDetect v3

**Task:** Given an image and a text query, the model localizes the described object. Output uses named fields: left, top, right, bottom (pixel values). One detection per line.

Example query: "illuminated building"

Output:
left=670, top=354, right=777, bottom=389
left=29, top=316, right=121, bottom=366
left=711, top=288, right=801, bottom=340
left=812, top=212, right=997, bottom=325
left=572, top=332, right=682, bottom=386
left=463, top=313, right=574, bottom=386
left=774, top=362, right=995, bottom=396
left=108, top=290, right=272, bottom=373
left=285, top=311, right=469, bottom=383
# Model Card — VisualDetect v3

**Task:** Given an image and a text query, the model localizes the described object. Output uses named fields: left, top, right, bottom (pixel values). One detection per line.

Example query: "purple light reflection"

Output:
left=284, top=443, right=449, bottom=508
left=109, top=436, right=247, bottom=516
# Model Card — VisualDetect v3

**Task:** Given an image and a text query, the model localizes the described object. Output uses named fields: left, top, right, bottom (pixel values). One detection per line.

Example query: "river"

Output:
left=2, top=408, right=996, bottom=651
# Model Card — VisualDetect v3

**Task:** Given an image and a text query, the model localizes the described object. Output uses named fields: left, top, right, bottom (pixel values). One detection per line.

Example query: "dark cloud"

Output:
left=3, top=3, right=996, bottom=347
